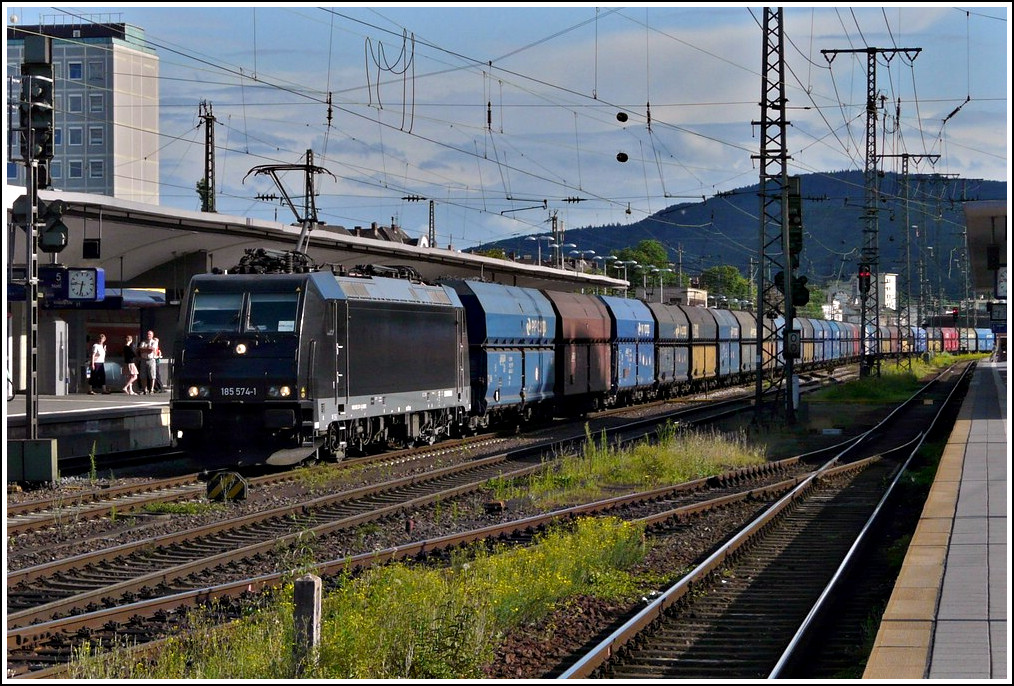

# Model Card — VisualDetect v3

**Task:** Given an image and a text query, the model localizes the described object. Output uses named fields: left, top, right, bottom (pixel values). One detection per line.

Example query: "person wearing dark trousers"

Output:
left=89, top=333, right=107, bottom=395
left=138, top=329, right=160, bottom=394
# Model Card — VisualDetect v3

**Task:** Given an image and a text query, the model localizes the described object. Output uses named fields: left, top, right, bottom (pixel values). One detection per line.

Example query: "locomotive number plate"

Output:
left=220, top=386, right=259, bottom=398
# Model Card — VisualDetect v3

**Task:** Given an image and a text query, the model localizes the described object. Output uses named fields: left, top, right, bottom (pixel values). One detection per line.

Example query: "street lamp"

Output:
left=557, top=243, right=576, bottom=269
left=570, top=249, right=595, bottom=273
left=651, top=267, right=674, bottom=303
left=525, top=235, right=553, bottom=266
left=593, top=255, right=617, bottom=274
left=614, top=260, right=637, bottom=297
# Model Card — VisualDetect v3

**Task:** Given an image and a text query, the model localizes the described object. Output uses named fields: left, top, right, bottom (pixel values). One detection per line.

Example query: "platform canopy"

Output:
left=7, top=187, right=626, bottom=294
left=963, top=199, right=1007, bottom=299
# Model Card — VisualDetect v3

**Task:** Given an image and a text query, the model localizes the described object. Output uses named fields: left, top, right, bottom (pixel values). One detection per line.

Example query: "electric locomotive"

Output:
left=170, top=254, right=470, bottom=466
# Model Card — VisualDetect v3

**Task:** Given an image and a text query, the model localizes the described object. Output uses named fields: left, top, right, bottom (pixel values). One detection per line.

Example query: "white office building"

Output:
left=7, top=16, right=159, bottom=204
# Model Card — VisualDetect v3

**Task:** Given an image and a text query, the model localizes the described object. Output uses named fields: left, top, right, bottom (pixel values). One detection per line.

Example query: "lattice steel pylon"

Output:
left=753, top=8, right=795, bottom=425
left=823, top=46, right=921, bottom=377
left=881, top=153, right=939, bottom=371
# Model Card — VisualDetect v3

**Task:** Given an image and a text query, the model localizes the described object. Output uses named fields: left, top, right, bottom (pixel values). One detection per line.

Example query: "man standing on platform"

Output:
left=138, top=329, right=160, bottom=395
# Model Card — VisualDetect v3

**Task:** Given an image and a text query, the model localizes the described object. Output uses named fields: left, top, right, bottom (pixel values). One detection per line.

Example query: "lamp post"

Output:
left=593, top=255, right=616, bottom=274
left=557, top=243, right=576, bottom=269
left=614, top=260, right=637, bottom=297
left=652, top=267, right=674, bottom=303
left=525, top=235, right=553, bottom=266
left=570, top=249, right=595, bottom=273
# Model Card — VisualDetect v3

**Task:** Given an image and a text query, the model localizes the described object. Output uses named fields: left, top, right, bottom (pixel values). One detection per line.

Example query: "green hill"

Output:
left=476, top=171, right=1005, bottom=300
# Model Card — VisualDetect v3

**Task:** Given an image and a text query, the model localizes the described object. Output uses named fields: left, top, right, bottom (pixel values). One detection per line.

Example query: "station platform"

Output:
left=864, top=360, right=1009, bottom=679
left=6, top=389, right=172, bottom=478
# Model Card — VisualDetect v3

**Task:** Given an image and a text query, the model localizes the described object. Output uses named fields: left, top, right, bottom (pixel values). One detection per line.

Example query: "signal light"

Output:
left=19, top=71, right=54, bottom=162
left=858, top=263, right=872, bottom=295
left=786, top=176, right=803, bottom=269
left=792, top=275, right=810, bottom=307
left=38, top=199, right=69, bottom=253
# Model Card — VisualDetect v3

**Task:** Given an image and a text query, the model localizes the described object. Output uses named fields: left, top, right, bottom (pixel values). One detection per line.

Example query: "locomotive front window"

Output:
left=190, top=293, right=244, bottom=333
left=248, top=293, right=300, bottom=333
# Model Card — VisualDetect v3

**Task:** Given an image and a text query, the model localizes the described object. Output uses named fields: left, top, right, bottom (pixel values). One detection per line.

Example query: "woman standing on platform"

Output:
left=89, top=333, right=107, bottom=395
left=122, top=334, right=139, bottom=395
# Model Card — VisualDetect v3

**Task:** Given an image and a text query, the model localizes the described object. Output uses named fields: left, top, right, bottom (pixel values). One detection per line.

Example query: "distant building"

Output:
left=671, top=286, right=708, bottom=307
left=880, top=272, right=897, bottom=311
left=7, top=15, right=160, bottom=203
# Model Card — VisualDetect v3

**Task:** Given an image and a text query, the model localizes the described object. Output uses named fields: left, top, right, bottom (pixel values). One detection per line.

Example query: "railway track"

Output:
left=556, top=362, right=971, bottom=679
left=6, top=388, right=831, bottom=677
left=4, top=365, right=889, bottom=678
left=5, top=434, right=511, bottom=537
left=7, top=450, right=826, bottom=677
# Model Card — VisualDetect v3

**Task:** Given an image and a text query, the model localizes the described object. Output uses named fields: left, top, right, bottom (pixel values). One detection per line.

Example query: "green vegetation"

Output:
left=67, top=517, right=646, bottom=679
left=66, top=421, right=768, bottom=679
left=88, top=441, right=98, bottom=485
left=489, top=422, right=767, bottom=507
left=812, top=352, right=986, bottom=404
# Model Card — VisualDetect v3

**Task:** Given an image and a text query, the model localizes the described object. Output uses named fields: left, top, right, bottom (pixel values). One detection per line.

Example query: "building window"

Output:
left=53, top=128, right=62, bottom=146
left=68, top=127, right=83, bottom=146
left=49, top=160, right=62, bottom=179
left=68, top=62, right=83, bottom=80
left=7, top=162, right=18, bottom=180
left=89, top=126, right=104, bottom=146
left=88, top=61, right=105, bottom=81
left=89, top=93, right=103, bottom=113
left=53, top=63, right=62, bottom=80
left=54, top=94, right=62, bottom=115
left=68, top=94, right=83, bottom=114
left=89, top=160, right=104, bottom=179
left=68, top=160, right=83, bottom=178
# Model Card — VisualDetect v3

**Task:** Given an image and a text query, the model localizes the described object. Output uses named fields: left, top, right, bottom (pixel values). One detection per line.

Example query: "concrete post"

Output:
left=293, top=573, right=322, bottom=675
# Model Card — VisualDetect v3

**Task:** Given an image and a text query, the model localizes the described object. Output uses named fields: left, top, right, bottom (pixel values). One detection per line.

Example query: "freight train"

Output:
left=169, top=250, right=943, bottom=468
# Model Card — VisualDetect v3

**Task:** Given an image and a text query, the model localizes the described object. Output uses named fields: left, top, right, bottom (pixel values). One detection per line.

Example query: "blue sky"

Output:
left=5, top=4, right=1010, bottom=251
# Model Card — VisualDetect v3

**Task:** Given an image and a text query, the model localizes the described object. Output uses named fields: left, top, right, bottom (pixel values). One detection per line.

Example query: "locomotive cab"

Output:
left=171, top=273, right=329, bottom=466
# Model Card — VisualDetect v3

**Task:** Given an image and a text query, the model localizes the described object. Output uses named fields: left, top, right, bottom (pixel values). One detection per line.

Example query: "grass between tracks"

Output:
left=66, top=355, right=986, bottom=678
left=67, top=423, right=766, bottom=679
left=811, top=352, right=987, bottom=404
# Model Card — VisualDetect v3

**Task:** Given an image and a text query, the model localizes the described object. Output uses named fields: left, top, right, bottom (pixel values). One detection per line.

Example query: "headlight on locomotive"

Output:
left=187, top=385, right=210, bottom=398
left=234, top=343, right=248, bottom=355
left=267, top=385, right=292, bottom=398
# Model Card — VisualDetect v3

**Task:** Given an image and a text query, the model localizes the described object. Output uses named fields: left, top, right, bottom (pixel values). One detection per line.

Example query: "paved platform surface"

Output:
left=864, top=361, right=1008, bottom=680
left=6, top=389, right=168, bottom=419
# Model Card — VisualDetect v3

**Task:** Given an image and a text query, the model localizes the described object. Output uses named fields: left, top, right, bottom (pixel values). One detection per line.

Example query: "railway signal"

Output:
left=38, top=199, right=68, bottom=253
left=786, top=176, right=803, bottom=269
left=858, top=263, right=872, bottom=295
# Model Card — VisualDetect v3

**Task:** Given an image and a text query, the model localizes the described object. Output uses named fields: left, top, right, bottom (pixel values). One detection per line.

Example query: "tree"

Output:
left=196, top=178, right=212, bottom=211
left=699, top=265, right=750, bottom=300
left=613, top=239, right=668, bottom=268
left=474, top=247, right=508, bottom=260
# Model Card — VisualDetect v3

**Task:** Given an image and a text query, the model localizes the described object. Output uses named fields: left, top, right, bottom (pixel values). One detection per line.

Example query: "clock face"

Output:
left=68, top=269, right=96, bottom=299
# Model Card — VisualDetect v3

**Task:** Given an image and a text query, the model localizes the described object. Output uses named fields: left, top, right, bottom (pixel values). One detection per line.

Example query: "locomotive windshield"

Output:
left=189, top=291, right=300, bottom=334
